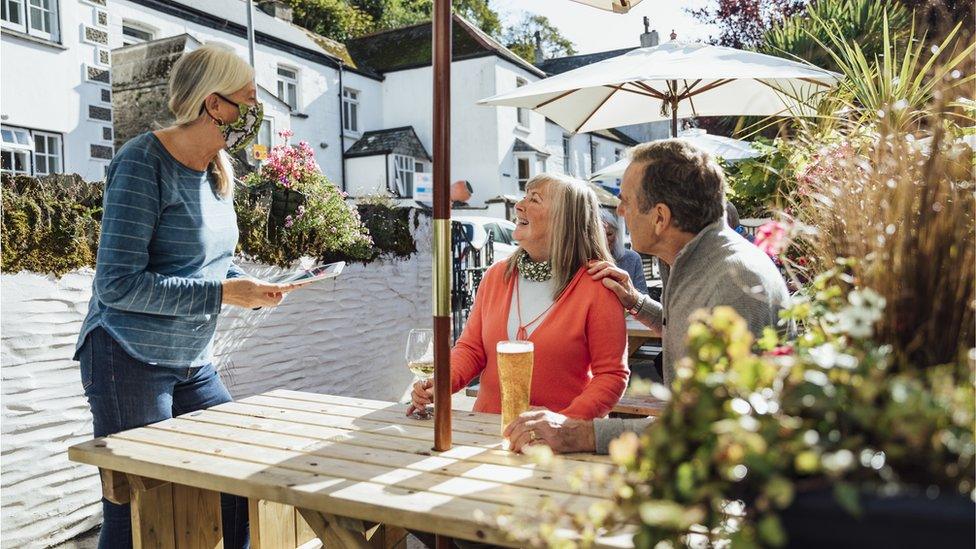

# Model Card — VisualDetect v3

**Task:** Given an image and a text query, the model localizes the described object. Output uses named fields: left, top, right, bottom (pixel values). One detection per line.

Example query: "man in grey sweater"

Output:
left=504, top=140, right=790, bottom=455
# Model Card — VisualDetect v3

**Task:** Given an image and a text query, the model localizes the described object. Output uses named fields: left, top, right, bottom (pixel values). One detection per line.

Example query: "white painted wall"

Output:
left=1, top=0, right=113, bottom=181
left=345, top=155, right=388, bottom=196
left=0, top=212, right=431, bottom=548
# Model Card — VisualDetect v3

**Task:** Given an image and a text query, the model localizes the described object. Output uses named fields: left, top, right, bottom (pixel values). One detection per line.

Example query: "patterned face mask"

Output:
left=210, top=94, right=264, bottom=153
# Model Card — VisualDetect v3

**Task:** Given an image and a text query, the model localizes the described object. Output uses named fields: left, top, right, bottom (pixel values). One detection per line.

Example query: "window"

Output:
left=121, top=20, right=154, bottom=46
left=562, top=134, right=571, bottom=175
left=256, top=118, right=273, bottom=148
left=32, top=131, right=61, bottom=175
left=393, top=154, right=415, bottom=197
left=277, top=66, right=298, bottom=110
left=590, top=140, right=599, bottom=173
left=3, top=0, right=59, bottom=41
left=515, top=77, right=529, bottom=127
left=342, top=88, right=359, bottom=134
left=615, top=148, right=622, bottom=161
left=1, top=0, right=24, bottom=28
left=414, top=160, right=425, bottom=173
left=517, top=157, right=530, bottom=191
left=1, top=126, right=32, bottom=175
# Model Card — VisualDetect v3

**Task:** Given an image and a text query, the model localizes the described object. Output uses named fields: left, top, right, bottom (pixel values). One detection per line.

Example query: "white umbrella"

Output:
left=591, top=129, right=762, bottom=180
left=480, top=41, right=841, bottom=136
left=570, top=0, right=644, bottom=13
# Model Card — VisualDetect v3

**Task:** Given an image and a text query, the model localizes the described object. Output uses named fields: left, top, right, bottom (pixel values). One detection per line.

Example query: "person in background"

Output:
left=726, top=200, right=755, bottom=242
left=74, top=43, right=301, bottom=548
left=601, top=209, right=648, bottom=295
left=408, top=173, right=629, bottom=422
left=506, top=140, right=790, bottom=455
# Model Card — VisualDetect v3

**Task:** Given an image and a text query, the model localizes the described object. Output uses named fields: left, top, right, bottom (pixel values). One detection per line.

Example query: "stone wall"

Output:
left=0, top=214, right=431, bottom=548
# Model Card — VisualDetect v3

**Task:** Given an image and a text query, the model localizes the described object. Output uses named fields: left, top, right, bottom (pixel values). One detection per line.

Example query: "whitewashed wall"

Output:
left=0, top=212, right=431, bottom=548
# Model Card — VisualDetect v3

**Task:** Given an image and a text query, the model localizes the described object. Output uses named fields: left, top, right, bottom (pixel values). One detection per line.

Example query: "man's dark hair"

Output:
left=628, top=140, right=726, bottom=234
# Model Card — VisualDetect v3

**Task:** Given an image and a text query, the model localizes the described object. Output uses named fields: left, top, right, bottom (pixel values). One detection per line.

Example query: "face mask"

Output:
left=209, top=94, right=264, bottom=152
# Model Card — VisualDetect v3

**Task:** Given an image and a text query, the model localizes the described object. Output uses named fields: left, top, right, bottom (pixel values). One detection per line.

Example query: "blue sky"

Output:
left=491, top=0, right=718, bottom=55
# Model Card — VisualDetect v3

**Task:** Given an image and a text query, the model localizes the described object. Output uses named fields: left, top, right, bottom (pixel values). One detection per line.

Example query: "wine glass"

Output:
left=406, top=328, right=434, bottom=420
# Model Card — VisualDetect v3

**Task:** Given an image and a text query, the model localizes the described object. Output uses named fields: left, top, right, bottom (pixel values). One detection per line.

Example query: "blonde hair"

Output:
left=506, top=173, right=613, bottom=298
left=167, top=43, right=254, bottom=197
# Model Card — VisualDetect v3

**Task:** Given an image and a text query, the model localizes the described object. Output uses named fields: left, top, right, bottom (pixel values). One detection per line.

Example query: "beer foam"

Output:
left=497, top=340, right=534, bottom=354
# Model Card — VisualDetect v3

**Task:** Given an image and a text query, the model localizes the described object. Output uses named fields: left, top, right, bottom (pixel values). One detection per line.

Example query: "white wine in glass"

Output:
left=406, top=328, right=434, bottom=419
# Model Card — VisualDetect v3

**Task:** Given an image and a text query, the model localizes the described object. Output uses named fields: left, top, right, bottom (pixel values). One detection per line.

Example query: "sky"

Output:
left=491, top=0, right=719, bottom=55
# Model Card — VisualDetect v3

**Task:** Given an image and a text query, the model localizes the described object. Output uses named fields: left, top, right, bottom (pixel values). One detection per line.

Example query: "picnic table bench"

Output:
left=69, top=389, right=636, bottom=548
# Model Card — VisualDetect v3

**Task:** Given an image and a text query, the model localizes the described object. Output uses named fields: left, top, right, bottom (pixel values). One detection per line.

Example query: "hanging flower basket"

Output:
left=269, top=186, right=306, bottom=233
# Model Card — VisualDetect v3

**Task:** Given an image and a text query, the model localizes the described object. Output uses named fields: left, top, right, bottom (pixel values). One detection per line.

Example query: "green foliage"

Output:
left=722, top=139, right=798, bottom=217
left=613, top=268, right=974, bottom=546
left=502, top=14, right=577, bottom=62
left=286, top=0, right=502, bottom=40
left=759, top=0, right=912, bottom=73
left=1, top=174, right=102, bottom=276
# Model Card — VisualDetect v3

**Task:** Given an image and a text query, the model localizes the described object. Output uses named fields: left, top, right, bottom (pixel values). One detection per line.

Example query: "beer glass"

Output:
left=496, top=340, right=534, bottom=437
left=406, top=329, right=434, bottom=420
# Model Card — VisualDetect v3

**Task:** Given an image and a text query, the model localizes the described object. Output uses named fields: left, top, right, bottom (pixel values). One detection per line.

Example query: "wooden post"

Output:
left=670, top=79, right=679, bottom=138
left=432, top=0, right=452, bottom=454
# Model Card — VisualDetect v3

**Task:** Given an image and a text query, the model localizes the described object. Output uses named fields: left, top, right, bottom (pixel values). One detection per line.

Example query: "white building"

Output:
left=2, top=0, right=662, bottom=206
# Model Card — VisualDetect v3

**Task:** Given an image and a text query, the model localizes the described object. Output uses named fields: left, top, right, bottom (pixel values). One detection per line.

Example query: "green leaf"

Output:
left=833, top=482, right=863, bottom=517
left=758, top=513, right=787, bottom=547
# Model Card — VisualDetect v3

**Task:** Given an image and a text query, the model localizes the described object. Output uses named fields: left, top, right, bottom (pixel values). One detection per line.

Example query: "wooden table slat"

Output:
left=158, top=416, right=609, bottom=498
left=267, top=389, right=501, bottom=426
left=187, top=408, right=615, bottom=476
left=220, top=399, right=613, bottom=465
left=113, top=425, right=606, bottom=513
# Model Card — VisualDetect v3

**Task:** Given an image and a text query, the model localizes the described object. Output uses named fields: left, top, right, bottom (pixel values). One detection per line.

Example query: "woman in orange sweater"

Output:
left=408, top=173, right=629, bottom=422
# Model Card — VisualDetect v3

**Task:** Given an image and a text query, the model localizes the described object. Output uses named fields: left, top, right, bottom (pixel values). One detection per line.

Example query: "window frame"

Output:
left=31, top=130, right=62, bottom=176
left=276, top=65, right=299, bottom=110
left=3, top=0, right=59, bottom=42
left=342, top=87, right=359, bottom=135
left=120, top=19, right=154, bottom=46
left=562, top=134, right=571, bottom=175
left=589, top=140, right=599, bottom=173
left=515, top=77, right=529, bottom=128
left=516, top=155, right=531, bottom=191
left=392, top=154, right=416, bottom=197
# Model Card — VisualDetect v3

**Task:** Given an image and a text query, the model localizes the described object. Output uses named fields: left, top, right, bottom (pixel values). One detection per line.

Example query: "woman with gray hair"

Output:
left=408, top=173, right=629, bottom=433
left=601, top=210, right=648, bottom=294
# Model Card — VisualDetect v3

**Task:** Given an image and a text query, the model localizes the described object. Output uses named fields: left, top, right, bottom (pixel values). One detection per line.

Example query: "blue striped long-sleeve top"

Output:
left=75, top=132, right=246, bottom=367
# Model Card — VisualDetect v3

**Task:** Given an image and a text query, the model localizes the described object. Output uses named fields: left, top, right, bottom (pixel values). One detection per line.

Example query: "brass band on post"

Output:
left=432, top=218, right=452, bottom=317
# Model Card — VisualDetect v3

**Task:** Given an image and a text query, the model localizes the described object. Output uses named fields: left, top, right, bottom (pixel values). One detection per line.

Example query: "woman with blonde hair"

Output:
left=75, top=43, right=298, bottom=548
left=408, top=173, right=629, bottom=427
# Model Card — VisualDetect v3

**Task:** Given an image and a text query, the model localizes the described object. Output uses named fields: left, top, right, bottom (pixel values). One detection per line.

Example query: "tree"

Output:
left=689, top=0, right=807, bottom=48
left=502, top=14, right=577, bottom=63
left=285, top=0, right=374, bottom=41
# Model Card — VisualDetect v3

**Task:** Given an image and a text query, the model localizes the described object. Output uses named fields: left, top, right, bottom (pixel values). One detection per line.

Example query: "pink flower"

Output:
left=754, top=220, right=789, bottom=257
left=284, top=215, right=294, bottom=228
left=767, top=345, right=794, bottom=356
left=278, top=129, right=294, bottom=139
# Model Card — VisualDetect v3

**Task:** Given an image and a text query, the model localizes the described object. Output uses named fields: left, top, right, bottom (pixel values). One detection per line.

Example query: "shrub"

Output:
left=1, top=174, right=102, bottom=276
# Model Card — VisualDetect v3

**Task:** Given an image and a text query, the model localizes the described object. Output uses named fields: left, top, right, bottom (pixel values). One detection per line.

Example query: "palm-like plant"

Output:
left=759, top=0, right=912, bottom=73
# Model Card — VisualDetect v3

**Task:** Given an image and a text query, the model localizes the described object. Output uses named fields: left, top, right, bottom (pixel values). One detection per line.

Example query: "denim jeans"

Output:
left=79, top=327, right=250, bottom=549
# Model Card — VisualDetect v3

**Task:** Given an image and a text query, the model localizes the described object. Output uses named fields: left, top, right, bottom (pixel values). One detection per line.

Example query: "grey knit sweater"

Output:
left=593, top=219, right=790, bottom=453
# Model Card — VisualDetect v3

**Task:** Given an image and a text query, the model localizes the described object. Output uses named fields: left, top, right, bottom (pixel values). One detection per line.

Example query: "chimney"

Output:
left=533, top=31, right=544, bottom=64
left=639, top=16, right=659, bottom=48
left=258, top=1, right=293, bottom=23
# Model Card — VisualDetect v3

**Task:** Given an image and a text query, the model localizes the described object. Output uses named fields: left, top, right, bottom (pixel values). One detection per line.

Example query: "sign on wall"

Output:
left=414, top=172, right=433, bottom=204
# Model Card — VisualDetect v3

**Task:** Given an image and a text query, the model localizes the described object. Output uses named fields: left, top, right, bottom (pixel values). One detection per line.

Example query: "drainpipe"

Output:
left=338, top=63, right=347, bottom=192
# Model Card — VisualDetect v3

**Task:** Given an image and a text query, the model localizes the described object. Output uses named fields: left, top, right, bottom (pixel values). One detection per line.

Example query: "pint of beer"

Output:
left=497, top=340, right=534, bottom=437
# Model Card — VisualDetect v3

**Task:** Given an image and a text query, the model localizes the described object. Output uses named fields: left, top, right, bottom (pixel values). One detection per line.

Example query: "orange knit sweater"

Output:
left=451, top=262, right=629, bottom=419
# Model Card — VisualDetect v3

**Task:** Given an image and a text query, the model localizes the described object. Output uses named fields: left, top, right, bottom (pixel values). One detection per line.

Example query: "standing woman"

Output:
left=74, top=43, right=296, bottom=548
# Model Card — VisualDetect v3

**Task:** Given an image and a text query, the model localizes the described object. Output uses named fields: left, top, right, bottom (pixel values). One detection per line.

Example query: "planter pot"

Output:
left=779, top=488, right=974, bottom=548
left=269, top=187, right=307, bottom=236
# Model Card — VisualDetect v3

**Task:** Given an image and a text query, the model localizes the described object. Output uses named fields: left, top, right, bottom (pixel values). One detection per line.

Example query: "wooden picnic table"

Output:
left=68, top=389, right=635, bottom=548
left=626, top=318, right=661, bottom=358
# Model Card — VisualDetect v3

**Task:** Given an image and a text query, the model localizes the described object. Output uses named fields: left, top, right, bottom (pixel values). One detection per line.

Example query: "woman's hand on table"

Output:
left=504, top=410, right=596, bottom=454
left=222, top=279, right=300, bottom=308
left=587, top=260, right=639, bottom=310
left=406, top=378, right=434, bottom=417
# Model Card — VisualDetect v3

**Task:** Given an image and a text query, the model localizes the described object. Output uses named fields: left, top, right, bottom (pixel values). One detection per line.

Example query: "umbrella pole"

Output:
left=670, top=79, right=679, bottom=138
left=431, top=0, right=452, bottom=454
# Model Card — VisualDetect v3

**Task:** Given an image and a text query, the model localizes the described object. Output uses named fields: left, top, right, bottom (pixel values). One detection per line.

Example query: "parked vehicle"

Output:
left=452, top=215, right=518, bottom=262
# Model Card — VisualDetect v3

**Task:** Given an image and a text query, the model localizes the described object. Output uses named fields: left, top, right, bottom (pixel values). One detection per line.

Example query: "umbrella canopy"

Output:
left=569, top=0, right=644, bottom=12
left=591, top=129, right=762, bottom=180
left=480, top=41, right=841, bottom=135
